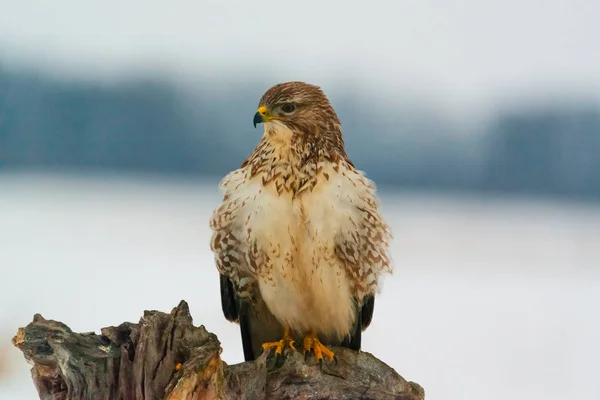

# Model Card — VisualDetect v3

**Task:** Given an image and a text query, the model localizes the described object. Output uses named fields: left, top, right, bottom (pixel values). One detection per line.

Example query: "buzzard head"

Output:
left=252, top=81, right=347, bottom=159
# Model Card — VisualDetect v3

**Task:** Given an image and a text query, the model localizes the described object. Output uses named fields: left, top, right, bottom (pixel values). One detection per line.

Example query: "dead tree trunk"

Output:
left=12, top=300, right=424, bottom=400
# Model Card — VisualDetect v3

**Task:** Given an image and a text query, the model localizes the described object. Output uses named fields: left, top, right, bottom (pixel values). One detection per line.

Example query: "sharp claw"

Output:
left=302, top=333, right=336, bottom=366
left=333, top=355, right=338, bottom=366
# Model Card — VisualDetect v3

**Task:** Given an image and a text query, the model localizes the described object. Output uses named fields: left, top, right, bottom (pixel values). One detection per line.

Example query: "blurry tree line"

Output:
left=1, top=67, right=599, bottom=200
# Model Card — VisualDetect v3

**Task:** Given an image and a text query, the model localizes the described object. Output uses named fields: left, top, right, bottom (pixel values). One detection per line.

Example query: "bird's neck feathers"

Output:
left=241, top=121, right=351, bottom=196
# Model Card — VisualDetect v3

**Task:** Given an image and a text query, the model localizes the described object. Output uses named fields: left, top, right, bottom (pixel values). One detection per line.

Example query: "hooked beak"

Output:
left=253, top=111, right=264, bottom=128
left=253, top=105, right=283, bottom=128
left=253, top=106, right=268, bottom=128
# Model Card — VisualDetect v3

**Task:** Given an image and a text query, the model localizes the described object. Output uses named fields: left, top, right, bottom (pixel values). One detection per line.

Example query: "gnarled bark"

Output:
left=12, top=300, right=424, bottom=400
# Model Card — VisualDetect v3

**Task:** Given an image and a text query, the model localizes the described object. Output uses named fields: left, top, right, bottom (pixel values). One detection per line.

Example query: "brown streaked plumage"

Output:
left=210, top=81, right=392, bottom=362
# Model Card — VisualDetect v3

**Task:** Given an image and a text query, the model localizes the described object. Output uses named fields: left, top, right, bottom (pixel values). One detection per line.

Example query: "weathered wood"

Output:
left=12, top=300, right=424, bottom=400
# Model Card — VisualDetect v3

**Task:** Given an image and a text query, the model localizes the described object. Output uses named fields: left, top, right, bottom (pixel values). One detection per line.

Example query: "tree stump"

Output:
left=12, top=300, right=424, bottom=400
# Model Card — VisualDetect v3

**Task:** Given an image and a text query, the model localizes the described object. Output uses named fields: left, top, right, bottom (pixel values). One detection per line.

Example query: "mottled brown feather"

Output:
left=210, top=82, right=392, bottom=354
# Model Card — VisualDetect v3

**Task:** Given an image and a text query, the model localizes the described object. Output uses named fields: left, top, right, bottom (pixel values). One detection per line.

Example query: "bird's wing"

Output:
left=334, top=167, right=392, bottom=349
left=211, top=169, right=262, bottom=361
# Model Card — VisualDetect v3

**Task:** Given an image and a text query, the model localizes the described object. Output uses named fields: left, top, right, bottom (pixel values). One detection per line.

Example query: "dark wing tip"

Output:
left=219, top=274, right=255, bottom=361
left=361, top=295, right=375, bottom=331
left=220, top=274, right=239, bottom=322
left=342, top=295, right=375, bottom=351
left=238, top=302, right=256, bottom=361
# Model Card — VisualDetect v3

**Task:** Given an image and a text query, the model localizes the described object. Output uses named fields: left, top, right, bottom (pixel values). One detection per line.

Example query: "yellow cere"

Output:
left=257, top=106, right=268, bottom=116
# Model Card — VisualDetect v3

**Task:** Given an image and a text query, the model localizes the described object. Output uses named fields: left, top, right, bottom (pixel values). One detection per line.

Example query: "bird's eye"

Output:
left=281, top=104, right=295, bottom=113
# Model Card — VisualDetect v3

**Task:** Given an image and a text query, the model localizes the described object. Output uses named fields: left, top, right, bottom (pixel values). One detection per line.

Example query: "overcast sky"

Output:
left=0, top=0, right=599, bottom=111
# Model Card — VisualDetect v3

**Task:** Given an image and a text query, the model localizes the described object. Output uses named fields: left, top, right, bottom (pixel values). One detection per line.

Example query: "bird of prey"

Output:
left=210, top=82, right=392, bottom=363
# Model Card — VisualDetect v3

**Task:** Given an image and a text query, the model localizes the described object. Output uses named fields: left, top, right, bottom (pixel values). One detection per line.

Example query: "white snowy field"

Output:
left=0, top=172, right=599, bottom=399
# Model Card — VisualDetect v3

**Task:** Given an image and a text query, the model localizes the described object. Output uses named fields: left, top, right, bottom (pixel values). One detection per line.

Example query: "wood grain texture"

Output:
left=12, top=300, right=424, bottom=400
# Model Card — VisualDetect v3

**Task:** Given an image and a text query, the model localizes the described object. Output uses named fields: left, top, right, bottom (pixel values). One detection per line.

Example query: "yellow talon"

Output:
left=303, top=331, right=335, bottom=361
left=261, top=326, right=296, bottom=355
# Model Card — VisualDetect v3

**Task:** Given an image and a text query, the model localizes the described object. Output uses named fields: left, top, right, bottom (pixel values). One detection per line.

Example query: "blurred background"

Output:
left=0, top=1, right=599, bottom=399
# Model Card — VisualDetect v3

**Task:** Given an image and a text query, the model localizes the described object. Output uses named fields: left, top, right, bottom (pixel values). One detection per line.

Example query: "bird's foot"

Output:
left=261, top=326, right=296, bottom=358
left=303, top=331, right=335, bottom=368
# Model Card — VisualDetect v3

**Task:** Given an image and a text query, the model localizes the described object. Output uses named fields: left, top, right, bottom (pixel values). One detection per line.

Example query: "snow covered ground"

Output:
left=0, top=173, right=598, bottom=399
